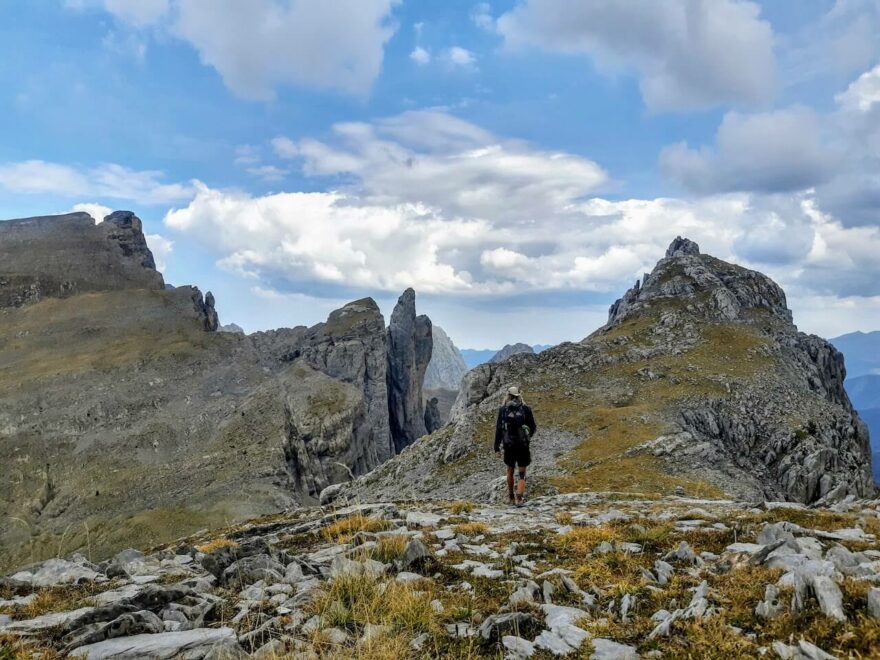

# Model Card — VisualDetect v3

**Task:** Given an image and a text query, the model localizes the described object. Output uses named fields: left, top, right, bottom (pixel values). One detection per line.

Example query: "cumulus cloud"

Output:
left=274, top=110, right=607, bottom=223
left=664, top=63, right=880, bottom=226
left=444, top=47, right=477, bottom=69
left=496, top=0, right=776, bottom=111
left=156, top=110, right=880, bottom=311
left=145, top=233, right=174, bottom=272
left=71, top=202, right=113, bottom=223
left=69, top=0, right=398, bottom=100
left=410, top=47, right=431, bottom=65
left=0, top=160, right=193, bottom=204
left=660, top=107, right=839, bottom=194
left=836, top=63, right=880, bottom=113
left=171, top=0, right=398, bottom=100
left=782, top=0, right=880, bottom=83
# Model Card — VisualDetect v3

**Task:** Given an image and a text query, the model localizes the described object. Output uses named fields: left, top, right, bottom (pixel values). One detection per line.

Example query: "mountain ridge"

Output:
left=331, top=236, right=874, bottom=506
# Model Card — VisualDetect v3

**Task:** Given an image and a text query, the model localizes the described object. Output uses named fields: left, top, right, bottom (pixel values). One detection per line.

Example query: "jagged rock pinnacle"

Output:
left=666, top=236, right=700, bottom=258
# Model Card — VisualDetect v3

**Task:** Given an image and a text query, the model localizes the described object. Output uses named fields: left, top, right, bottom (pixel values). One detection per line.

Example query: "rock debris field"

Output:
left=3, top=493, right=880, bottom=659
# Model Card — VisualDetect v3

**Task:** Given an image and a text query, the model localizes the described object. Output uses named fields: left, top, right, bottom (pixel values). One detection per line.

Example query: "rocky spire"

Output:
left=665, top=236, right=700, bottom=258
left=387, top=288, right=433, bottom=452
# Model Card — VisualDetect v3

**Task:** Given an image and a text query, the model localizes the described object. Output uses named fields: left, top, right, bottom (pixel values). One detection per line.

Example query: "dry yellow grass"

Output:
left=369, top=536, right=408, bottom=563
left=322, top=515, right=391, bottom=543
left=195, top=538, right=239, bottom=554
left=555, top=511, right=573, bottom=525
left=453, top=522, right=488, bottom=536
left=447, top=500, right=475, bottom=514
left=308, top=572, right=441, bottom=638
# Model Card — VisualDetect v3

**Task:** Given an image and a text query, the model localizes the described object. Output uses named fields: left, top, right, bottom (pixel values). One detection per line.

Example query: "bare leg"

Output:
left=516, top=468, right=526, bottom=503
left=506, top=466, right=515, bottom=501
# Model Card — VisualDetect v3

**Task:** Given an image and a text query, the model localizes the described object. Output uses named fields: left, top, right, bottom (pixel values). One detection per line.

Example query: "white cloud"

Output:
left=496, top=0, right=776, bottom=111
left=470, top=3, right=494, bottom=30
left=234, top=144, right=261, bottom=166
left=660, top=107, right=839, bottom=193
left=0, top=160, right=89, bottom=196
left=782, top=0, right=880, bottom=84
left=278, top=110, right=607, bottom=223
left=171, top=0, right=399, bottom=100
left=270, top=137, right=298, bottom=159
left=245, top=165, right=288, bottom=183
left=0, top=160, right=194, bottom=204
left=145, top=233, right=174, bottom=272
left=409, top=47, right=431, bottom=65
left=445, top=47, right=476, bottom=69
left=836, top=63, right=880, bottom=113
left=71, top=202, right=113, bottom=223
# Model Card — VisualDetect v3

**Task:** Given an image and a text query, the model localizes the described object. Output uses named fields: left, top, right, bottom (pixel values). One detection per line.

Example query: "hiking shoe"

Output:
left=508, top=494, right=516, bottom=505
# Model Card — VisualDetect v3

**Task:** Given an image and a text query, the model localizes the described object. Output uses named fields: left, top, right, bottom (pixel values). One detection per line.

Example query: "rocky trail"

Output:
left=3, top=493, right=880, bottom=658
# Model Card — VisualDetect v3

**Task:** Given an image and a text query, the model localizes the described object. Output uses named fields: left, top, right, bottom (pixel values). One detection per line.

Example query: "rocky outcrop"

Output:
left=335, top=238, right=874, bottom=505
left=386, top=288, right=433, bottom=452
left=424, top=326, right=468, bottom=390
left=424, top=397, right=442, bottom=433
left=489, top=343, right=535, bottom=364
left=219, top=323, right=245, bottom=334
left=0, top=211, right=164, bottom=307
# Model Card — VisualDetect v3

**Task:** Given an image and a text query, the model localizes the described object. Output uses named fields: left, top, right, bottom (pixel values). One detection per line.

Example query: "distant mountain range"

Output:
left=831, top=332, right=880, bottom=483
left=460, top=344, right=550, bottom=369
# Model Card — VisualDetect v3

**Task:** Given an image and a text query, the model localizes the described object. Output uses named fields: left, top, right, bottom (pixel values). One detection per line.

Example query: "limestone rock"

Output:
left=0, top=211, right=164, bottom=308
left=424, top=325, right=468, bottom=390
left=489, top=343, right=535, bottom=364
left=387, top=288, right=433, bottom=451
left=424, top=397, right=442, bottom=433
left=67, top=626, right=242, bottom=659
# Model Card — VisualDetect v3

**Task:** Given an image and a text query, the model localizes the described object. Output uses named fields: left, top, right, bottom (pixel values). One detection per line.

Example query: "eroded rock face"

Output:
left=387, top=288, right=433, bottom=452
left=0, top=211, right=165, bottom=307
left=424, top=325, right=468, bottom=390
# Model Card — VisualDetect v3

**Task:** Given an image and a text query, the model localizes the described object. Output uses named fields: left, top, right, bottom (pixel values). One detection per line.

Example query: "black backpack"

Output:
left=502, top=403, right=529, bottom=448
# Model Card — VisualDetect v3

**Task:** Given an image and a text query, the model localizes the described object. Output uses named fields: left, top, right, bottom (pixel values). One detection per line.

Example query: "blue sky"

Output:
left=1, top=1, right=879, bottom=348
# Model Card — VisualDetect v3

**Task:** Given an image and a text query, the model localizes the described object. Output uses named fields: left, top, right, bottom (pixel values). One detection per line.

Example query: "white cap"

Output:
left=507, top=386, right=522, bottom=397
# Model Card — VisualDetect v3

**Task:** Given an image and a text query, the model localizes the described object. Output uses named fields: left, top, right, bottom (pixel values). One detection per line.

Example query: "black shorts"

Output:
left=503, top=442, right=531, bottom=468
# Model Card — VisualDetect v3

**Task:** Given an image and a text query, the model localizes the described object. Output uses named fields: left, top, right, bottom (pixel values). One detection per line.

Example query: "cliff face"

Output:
left=424, top=325, right=468, bottom=390
left=387, top=288, right=433, bottom=453
left=0, top=212, right=428, bottom=570
left=0, top=211, right=165, bottom=307
left=332, top=238, right=874, bottom=506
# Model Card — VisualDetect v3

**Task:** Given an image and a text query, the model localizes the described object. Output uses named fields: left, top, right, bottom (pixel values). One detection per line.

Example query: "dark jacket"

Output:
left=494, top=401, right=537, bottom=451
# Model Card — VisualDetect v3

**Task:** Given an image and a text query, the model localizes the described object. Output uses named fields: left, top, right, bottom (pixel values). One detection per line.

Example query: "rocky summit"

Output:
left=331, top=237, right=873, bottom=506
left=0, top=212, right=433, bottom=573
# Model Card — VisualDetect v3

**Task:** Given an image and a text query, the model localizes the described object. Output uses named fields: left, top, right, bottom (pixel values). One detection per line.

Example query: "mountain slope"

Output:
left=333, top=237, right=874, bottom=505
left=424, top=325, right=468, bottom=390
left=0, top=212, right=432, bottom=571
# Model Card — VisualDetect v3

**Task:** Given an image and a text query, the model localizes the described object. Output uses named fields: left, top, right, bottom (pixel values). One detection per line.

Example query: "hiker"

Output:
left=494, top=386, right=537, bottom=506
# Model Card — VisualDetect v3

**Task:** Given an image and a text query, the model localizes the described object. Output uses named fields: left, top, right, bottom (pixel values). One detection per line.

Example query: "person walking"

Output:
left=494, top=386, right=537, bottom=506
